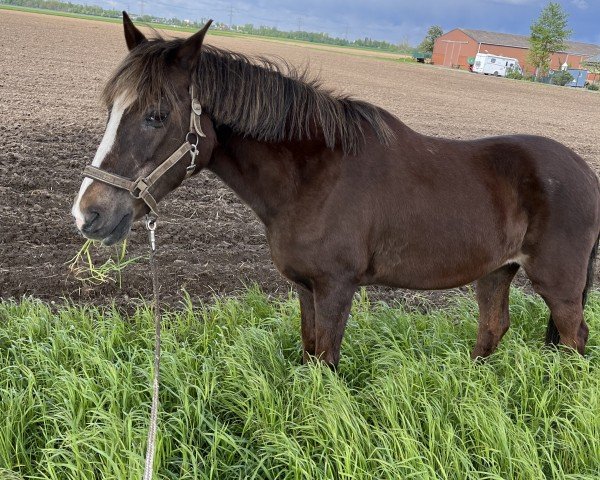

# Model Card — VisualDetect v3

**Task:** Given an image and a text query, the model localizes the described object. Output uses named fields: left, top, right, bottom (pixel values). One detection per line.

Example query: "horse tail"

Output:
left=545, top=232, right=600, bottom=345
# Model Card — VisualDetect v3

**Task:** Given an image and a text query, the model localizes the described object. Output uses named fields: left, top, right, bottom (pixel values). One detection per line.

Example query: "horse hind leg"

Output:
left=472, top=263, right=520, bottom=359
left=544, top=295, right=590, bottom=352
left=541, top=298, right=587, bottom=354
left=524, top=235, right=598, bottom=355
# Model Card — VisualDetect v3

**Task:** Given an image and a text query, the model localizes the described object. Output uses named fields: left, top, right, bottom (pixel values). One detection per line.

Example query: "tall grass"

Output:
left=0, top=288, right=599, bottom=479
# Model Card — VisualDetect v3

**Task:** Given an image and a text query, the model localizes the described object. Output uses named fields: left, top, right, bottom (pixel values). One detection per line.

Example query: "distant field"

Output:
left=1, top=289, right=600, bottom=479
left=0, top=4, right=411, bottom=60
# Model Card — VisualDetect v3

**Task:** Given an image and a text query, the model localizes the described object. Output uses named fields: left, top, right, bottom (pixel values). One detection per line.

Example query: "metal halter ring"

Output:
left=185, top=131, right=200, bottom=147
left=145, top=215, right=157, bottom=231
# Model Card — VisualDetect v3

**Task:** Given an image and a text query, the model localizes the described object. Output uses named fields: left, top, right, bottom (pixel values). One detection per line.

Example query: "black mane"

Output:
left=103, top=36, right=394, bottom=154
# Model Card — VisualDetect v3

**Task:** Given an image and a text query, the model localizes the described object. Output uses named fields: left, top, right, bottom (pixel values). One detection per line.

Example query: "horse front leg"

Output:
left=312, top=280, right=356, bottom=368
left=472, top=263, right=519, bottom=359
left=297, top=286, right=316, bottom=363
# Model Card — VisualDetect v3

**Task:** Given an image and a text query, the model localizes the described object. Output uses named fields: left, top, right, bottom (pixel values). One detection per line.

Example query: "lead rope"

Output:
left=138, top=87, right=202, bottom=478
left=142, top=216, right=160, bottom=480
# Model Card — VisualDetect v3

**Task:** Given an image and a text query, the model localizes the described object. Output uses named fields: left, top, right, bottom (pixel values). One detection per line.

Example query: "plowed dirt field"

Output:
left=1, top=9, right=599, bottom=306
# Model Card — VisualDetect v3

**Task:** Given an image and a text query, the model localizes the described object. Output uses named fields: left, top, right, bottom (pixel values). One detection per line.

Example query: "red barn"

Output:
left=433, top=28, right=600, bottom=80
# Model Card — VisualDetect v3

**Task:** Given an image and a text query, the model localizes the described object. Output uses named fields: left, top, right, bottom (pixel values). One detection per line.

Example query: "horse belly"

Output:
left=369, top=251, right=498, bottom=290
left=366, top=204, right=527, bottom=290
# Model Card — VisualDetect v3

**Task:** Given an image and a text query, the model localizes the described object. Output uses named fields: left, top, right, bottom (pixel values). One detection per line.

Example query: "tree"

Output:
left=528, top=2, right=572, bottom=80
left=418, top=25, right=443, bottom=54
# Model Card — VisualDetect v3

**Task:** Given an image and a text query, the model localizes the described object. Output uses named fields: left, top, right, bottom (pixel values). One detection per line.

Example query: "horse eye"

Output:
left=145, top=111, right=169, bottom=127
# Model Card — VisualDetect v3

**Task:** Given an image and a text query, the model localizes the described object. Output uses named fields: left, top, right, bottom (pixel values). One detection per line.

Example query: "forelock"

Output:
left=102, top=35, right=186, bottom=115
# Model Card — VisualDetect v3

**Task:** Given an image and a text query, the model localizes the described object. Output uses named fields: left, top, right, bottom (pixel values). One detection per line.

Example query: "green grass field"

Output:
left=1, top=287, right=599, bottom=479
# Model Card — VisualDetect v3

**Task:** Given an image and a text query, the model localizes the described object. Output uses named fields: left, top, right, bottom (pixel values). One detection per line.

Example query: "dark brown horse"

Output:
left=72, top=13, right=600, bottom=367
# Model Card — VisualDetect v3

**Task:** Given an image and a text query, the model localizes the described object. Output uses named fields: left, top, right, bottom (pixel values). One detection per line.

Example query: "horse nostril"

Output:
left=81, top=211, right=100, bottom=233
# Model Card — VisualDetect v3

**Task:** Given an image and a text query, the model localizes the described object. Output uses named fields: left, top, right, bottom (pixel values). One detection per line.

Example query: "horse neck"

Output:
left=206, top=133, right=304, bottom=226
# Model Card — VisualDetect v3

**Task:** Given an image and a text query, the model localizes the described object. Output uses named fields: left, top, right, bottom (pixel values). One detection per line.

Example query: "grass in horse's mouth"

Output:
left=67, top=237, right=142, bottom=287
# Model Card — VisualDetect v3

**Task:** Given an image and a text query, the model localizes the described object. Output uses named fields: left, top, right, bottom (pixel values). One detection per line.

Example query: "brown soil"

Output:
left=1, top=10, right=599, bottom=307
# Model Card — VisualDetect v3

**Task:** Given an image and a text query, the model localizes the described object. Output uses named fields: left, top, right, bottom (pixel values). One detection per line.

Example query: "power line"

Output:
left=98, top=1, right=368, bottom=42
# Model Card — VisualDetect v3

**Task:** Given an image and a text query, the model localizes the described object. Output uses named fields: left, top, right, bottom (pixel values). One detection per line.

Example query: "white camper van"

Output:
left=472, top=53, right=521, bottom=77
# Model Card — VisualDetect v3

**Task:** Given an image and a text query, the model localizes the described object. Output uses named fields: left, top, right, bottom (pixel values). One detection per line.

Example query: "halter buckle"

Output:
left=130, top=178, right=150, bottom=199
left=191, top=98, right=203, bottom=116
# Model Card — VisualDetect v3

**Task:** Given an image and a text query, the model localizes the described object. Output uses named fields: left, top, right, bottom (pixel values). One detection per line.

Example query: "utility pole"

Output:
left=344, top=24, right=349, bottom=40
left=229, top=5, right=233, bottom=28
left=297, top=16, right=303, bottom=32
left=140, top=0, right=144, bottom=16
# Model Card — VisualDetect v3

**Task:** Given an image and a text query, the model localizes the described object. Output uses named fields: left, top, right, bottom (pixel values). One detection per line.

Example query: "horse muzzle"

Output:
left=78, top=209, right=133, bottom=245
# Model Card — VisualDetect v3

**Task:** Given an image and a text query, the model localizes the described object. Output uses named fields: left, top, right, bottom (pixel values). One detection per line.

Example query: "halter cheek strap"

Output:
left=82, top=85, right=206, bottom=216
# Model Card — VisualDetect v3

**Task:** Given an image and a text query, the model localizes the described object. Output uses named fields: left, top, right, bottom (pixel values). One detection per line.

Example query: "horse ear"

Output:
left=123, top=11, right=146, bottom=51
left=177, top=20, right=213, bottom=70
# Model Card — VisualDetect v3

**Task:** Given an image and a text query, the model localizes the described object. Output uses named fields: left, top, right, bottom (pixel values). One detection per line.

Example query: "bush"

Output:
left=506, top=67, right=524, bottom=80
left=587, top=83, right=599, bottom=91
left=551, top=70, right=574, bottom=86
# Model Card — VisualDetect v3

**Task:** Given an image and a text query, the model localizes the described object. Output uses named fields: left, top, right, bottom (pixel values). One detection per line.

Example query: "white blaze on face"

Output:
left=72, top=92, right=134, bottom=229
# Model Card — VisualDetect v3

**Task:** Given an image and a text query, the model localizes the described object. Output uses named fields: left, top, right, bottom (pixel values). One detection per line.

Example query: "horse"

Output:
left=72, top=12, right=600, bottom=367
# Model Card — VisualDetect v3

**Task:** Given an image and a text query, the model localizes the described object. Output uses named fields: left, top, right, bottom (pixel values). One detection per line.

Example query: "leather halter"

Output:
left=82, top=85, right=206, bottom=216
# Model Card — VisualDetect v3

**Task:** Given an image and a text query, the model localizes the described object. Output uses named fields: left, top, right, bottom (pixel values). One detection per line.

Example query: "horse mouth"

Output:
left=102, top=213, right=132, bottom=246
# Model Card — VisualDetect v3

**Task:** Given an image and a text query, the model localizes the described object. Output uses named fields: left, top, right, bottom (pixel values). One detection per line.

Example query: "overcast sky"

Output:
left=100, top=0, right=600, bottom=46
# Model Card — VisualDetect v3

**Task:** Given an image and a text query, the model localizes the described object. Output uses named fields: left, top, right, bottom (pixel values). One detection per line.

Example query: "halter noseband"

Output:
left=82, top=85, right=206, bottom=216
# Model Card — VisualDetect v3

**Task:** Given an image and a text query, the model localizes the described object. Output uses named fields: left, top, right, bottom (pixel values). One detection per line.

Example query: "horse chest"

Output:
left=265, top=213, right=363, bottom=286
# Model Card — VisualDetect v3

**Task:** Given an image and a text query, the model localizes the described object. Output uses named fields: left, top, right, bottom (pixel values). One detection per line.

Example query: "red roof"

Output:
left=458, top=28, right=600, bottom=56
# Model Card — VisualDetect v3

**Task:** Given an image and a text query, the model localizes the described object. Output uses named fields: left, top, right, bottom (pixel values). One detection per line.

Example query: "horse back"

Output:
left=270, top=122, right=600, bottom=290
